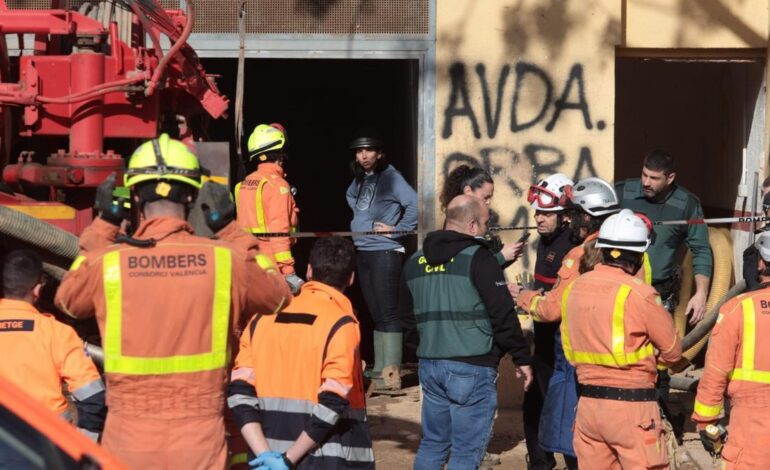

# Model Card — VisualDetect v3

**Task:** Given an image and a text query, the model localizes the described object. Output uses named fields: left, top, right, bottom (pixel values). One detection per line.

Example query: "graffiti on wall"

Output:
left=440, top=61, right=607, bottom=268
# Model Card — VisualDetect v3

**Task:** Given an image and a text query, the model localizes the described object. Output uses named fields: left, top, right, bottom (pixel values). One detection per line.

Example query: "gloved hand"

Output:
left=95, top=173, right=124, bottom=226
left=699, top=425, right=725, bottom=457
left=200, top=181, right=235, bottom=233
left=285, top=273, right=304, bottom=294
left=249, top=451, right=293, bottom=470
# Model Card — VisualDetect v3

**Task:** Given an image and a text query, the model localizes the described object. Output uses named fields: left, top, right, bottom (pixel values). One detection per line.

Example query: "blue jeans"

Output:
left=414, top=359, right=498, bottom=470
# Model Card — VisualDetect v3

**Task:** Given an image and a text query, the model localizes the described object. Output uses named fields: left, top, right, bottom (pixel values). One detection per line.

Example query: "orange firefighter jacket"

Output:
left=517, top=232, right=652, bottom=322
left=235, top=162, right=299, bottom=275
left=229, top=281, right=374, bottom=469
left=0, top=298, right=103, bottom=416
left=55, top=216, right=290, bottom=419
left=692, top=286, right=770, bottom=425
left=560, top=264, right=682, bottom=389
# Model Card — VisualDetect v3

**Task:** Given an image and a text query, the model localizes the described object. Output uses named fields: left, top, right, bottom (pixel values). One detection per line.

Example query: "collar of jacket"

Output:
left=300, top=281, right=355, bottom=317
left=592, top=264, right=628, bottom=276
left=0, top=298, right=47, bottom=316
left=132, top=217, right=193, bottom=242
left=257, top=162, right=285, bottom=178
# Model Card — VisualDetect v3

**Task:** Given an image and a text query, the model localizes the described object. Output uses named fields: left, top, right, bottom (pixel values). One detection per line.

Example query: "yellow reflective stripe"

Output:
left=274, top=250, right=293, bottom=263
left=70, top=255, right=86, bottom=271
left=642, top=253, right=652, bottom=285
left=560, top=281, right=576, bottom=362
left=234, top=182, right=242, bottom=211
left=729, top=368, right=770, bottom=383
left=612, top=285, right=632, bottom=366
left=728, top=298, right=770, bottom=384
left=103, top=251, right=123, bottom=360
left=529, top=295, right=542, bottom=318
left=694, top=399, right=723, bottom=418
left=562, top=282, right=653, bottom=367
left=255, top=254, right=276, bottom=272
left=570, top=345, right=654, bottom=367
left=229, top=453, right=248, bottom=466
left=741, top=298, right=755, bottom=371
left=103, top=248, right=232, bottom=375
left=255, top=178, right=268, bottom=233
left=211, top=247, right=232, bottom=367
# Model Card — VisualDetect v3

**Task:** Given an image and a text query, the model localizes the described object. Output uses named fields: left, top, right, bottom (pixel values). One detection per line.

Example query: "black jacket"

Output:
left=399, top=230, right=532, bottom=367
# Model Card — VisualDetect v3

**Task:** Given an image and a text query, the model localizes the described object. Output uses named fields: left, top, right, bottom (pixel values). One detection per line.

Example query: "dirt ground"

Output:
left=368, top=367, right=720, bottom=469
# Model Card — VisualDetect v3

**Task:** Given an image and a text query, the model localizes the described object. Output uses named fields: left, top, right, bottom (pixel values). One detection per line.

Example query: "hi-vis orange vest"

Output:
left=231, top=281, right=374, bottom=468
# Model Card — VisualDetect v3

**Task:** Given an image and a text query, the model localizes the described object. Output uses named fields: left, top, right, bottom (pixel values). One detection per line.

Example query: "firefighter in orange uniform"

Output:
left=228, top=237, right=374, bottom=470
left=235, top=124, right=302, bottom=294
left=561, top=209, right=682, bottom=468
left=55, top=134, right=291, bottom=470
left=0, top=249, right=106, bottom=440
left=691, top=230, right=770, bottom=468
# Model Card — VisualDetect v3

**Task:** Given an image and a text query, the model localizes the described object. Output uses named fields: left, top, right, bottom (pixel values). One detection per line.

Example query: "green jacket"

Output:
left=615, top=179, right=713, bottom=282
left=404, top=245, right=493, bottom=358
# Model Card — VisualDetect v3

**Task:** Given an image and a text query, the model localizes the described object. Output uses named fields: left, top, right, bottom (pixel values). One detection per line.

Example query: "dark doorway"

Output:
left=201, top=57, right=420, bottom=362
left=615, top=57, right=765, bottom=217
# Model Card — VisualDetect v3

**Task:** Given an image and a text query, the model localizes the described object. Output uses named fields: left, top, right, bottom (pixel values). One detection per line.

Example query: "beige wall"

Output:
left=435, top=0, right=621, bottom=274
left=625, top=0, right=768, bottom=48
left=433, top=0, right=768, bottom=408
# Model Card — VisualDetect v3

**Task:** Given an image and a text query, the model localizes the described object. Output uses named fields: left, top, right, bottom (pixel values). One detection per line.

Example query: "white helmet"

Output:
left=754, top=230, right=770, bottom=262
left=528, top=173, right=574, bottom=211
left=568, top=177, right=620, bottom=217
left=595, top=209, right=651, bottom=253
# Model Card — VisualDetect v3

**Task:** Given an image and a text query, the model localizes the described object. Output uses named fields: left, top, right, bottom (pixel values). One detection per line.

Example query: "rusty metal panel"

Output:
left=7, top=0, right=429, bottom=37
left=193, top=0, right=429, bottom=36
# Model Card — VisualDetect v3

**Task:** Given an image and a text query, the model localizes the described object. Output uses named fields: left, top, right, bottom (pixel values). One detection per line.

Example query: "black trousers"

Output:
left=356, top=250, right=403, bottom=332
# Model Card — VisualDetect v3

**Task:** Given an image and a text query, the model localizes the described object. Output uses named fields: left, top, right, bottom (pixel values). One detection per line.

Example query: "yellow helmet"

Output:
left=247, top=124, right=286, bottom=161
left=124, top=134, right=202, bottom=189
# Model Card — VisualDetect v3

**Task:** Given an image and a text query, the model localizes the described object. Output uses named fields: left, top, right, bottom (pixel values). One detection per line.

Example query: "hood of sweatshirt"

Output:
left=422, top=230, right=485, bottom=265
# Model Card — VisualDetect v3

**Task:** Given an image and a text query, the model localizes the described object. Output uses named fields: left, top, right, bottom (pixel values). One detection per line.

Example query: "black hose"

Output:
left=0, top=206, right=80, bottom=261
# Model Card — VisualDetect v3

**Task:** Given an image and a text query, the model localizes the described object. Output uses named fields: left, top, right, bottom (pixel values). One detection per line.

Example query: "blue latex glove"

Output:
left=249, top=451, right=290, bottom=470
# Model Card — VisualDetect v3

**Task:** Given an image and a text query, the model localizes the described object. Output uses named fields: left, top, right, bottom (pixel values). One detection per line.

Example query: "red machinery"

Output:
left=0, top=0, right=228, bottom=234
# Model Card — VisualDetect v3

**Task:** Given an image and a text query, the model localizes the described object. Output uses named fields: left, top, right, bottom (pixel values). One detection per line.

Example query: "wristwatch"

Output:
left=281, top=453, right=297, bottom=470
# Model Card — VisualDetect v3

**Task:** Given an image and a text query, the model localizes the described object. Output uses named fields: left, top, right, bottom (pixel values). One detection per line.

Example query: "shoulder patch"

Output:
left=279, top=186, right=289, bottom=195
left=564, top=258, right=574, bottom=269
left=655, top=295, right=662, bottom=305
left=633, top=277, right=642, bottom=285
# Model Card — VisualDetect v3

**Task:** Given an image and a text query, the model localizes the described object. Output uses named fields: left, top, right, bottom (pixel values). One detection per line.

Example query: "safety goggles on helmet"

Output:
left=527, top=185, right=563, bottom=209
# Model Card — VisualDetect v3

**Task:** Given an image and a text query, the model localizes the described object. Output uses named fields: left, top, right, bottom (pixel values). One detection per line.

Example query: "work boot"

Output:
left=373, top=332, right=402, bottom=391
left=525, top=454, right=555, bottom=470
left=364, top=331, right=384, bottom=379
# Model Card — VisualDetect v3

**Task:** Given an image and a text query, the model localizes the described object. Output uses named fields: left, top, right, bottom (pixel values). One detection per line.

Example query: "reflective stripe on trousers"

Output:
left=561, top=282, right=654, bottom=367
left=102, top=247, right=232, bottom=374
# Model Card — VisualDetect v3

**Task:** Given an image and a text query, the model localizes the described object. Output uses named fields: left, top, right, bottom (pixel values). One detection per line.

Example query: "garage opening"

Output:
left=615, top=56, right=765, bottom=218
left=201, top=58, right=420, bottom=358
